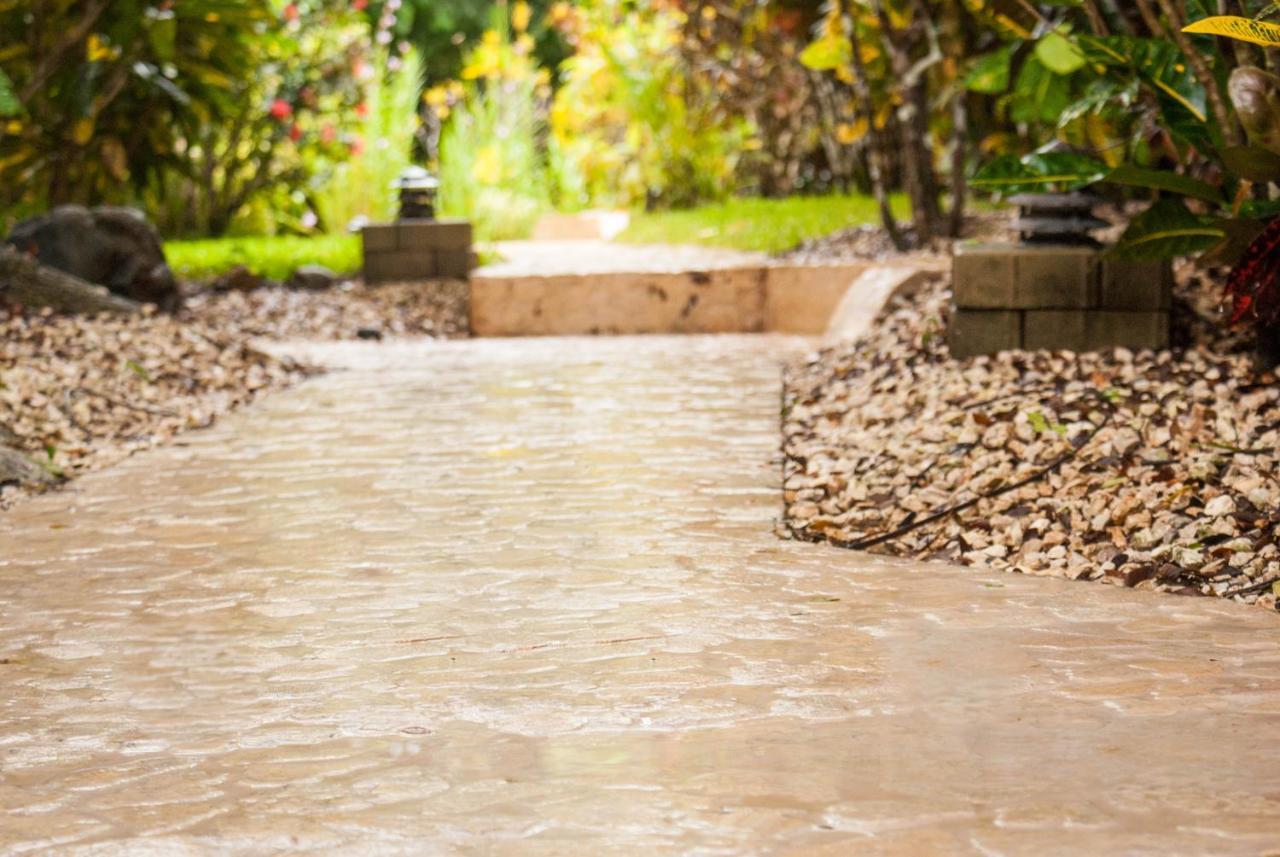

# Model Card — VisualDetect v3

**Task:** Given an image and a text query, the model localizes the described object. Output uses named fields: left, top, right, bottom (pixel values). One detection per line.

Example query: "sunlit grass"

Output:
left=165, top=234, right=362, bottom=282
left=617, top=193, right=910, bottom=254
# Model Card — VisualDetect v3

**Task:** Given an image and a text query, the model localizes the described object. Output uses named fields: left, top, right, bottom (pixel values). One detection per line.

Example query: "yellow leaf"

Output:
left=836, top=118, right=868, bottom=145
left=86, top=33, right=112, bottom=62
left=473, top=144, right=503, bottom=185
left=512, top=1, right=532, bottom=33
left=1183, top=15, right=1280, bottom=47
left=71, top=117, right=94, bottom=146
left=101, top=137, right=128, bottom=181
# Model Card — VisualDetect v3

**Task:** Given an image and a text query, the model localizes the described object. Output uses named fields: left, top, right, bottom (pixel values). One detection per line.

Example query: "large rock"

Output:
left=5, top=206, right=180, bottom=310
left=0, top=447, right=57, bottom=488
left=287, top=264, right=338, bottom=291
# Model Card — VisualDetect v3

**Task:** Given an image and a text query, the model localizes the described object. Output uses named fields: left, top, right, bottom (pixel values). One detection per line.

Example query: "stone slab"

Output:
left=437, top=249, right=471, bottom=280
left=954, top=243, right=1101, bottom=309
left=1025, top=310, right=1170, bottom=353
left=1100, top=259, right=1173, bottom=310
left=952, top=243, right=1015, bottom=309
left=470, top=268, right=768, bottom=336
left=763, top=264, right=869, bottom=335
left=364, top=250, right=439, bottom=284
left=947, top=308, right=1022, bottom=359
left=397, top=219, right=472, bottom=251
left=825, top=267, right=941, bottom=341
left=361, top=224, right=398, bottom=253
left=1013, top=245, right=1097, bottom=308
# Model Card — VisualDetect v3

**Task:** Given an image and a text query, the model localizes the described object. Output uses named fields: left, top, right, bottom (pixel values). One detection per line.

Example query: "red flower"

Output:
left=321, top=123, right=337, bottom=144
left=283, top=3, right=299, bottom=21
left=289, top=124, right=303, bottom=142
left=353, top=0, right=368, bottom=9
left=354, top=101, right=368, bottom=118
left=269, top=99, right=293, bottom=120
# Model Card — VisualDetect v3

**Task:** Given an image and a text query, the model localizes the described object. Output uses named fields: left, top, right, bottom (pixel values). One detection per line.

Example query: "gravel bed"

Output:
left=783, top=267, right=1280, bottom=611
left=1, top=279, right=468, bottom=509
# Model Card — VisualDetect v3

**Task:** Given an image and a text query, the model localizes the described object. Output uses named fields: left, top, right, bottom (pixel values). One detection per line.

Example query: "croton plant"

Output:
left=968, top=8, right=1280, bottom=366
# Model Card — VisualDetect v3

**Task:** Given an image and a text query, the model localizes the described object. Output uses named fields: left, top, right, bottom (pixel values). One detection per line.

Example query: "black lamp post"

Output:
left=394, top=166, right=440, bottom=221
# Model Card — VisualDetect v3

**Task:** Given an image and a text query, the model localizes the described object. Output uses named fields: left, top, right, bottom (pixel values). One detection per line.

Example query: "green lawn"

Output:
left=617, top=193, right=909, bottom=254
left=164, top=234, right=362, bottom=282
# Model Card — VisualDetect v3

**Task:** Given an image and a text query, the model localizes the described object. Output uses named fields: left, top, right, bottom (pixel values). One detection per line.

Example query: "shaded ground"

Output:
left=0, top=280, right=467, bottom=509
left=784, top=268, right=1280, bottom=610
left=1, top=335, right=1278, bottom=854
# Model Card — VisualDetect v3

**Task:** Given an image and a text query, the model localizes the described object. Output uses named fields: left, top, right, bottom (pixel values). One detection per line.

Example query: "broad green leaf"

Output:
left=1108, top=199, right=1225, bottom=261
left=1035, top=32, right=1086, bottom=76
left=1103, top=164, right=1224, bottom=204
left=799, top=31, right=850, bottom=73
left=1183, top=15, right=1280, bottom=47
left=965, top=46, right=1012, bottom=94
left=1079, top=35, right=1207, bottom=123
left=972, top=152, right=1109, bottom=195
left=0, top=68, right=19, bottom=116
left=1010, top=55, right=1072, bottom=125
left=1199, top=217, right=1269, bottom=266
left=1221, top=145, right=1280, bottom=182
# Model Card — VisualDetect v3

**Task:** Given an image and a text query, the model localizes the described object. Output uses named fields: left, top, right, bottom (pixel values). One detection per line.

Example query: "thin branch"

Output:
left=1153, top=0, right=1242, bottom=146
left=18, top=0, right=110, bottom=103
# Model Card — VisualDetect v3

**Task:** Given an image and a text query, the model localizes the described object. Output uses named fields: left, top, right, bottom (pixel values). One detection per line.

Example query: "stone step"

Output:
left=470, top=260, right=938, bottom=337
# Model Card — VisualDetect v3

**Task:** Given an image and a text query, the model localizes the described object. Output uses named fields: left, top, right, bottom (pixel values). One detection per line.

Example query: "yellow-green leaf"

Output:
left=1183, top=16, right=1280, bottom=48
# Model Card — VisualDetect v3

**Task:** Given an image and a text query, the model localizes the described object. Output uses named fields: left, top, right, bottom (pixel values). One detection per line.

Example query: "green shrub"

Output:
left=314, top=50, right=425, bottom=233
left=433, top=11, right=552, bottom=241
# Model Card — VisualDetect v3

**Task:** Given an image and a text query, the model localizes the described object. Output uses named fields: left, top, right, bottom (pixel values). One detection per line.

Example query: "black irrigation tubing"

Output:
left=956, top=384, right=1062, bottom=413
left=790, top=394, right=1117, bottom=553
left=1222, top=576, right=1280, bottom=599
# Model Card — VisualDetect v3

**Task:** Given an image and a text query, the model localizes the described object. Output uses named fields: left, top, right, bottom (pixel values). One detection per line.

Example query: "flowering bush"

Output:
left=429, top=4, right=554, bottom=239
left=548, top=0, right=754, bottom=210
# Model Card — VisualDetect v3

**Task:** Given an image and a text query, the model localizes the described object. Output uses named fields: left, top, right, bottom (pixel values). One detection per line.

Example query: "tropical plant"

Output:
left=314, top=48, right=425, bottom=233
left=147, top=1, right=372, bottom=237
left=548, top=0, right=755, bottom=210
left=676, top=0, right=852, bottom=196
left=0, top=0, right=273, bottom=228
left=799, top=0, right=972, bottom=248
left=963, top=3, right=1274, bottom=261
left=430, top=3, right=553, bottom=239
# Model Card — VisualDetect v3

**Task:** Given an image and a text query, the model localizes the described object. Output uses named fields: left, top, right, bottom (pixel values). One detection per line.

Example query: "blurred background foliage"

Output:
left=5, top=0, right=1280, bottom=257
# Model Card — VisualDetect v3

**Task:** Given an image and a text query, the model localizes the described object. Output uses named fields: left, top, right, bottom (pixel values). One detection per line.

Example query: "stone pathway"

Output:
left=1, top=336, right=1279, bottom=855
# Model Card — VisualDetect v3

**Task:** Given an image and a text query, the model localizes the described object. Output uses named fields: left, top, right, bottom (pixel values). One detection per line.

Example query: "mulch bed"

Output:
left=782, top=265, right=1280, bottom=611
left=0, top=279, right=468, bottom=510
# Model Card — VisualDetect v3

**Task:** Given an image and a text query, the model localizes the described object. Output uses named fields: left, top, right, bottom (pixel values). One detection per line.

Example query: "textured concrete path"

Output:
left=2, top=336, right=1279, bottom=855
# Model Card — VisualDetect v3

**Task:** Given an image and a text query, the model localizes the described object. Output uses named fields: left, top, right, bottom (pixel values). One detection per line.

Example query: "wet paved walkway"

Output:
left=2, top=336, right=1280, bottom=855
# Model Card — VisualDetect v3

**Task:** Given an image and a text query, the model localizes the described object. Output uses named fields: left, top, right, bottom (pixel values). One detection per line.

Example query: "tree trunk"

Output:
left=0, top=246, right=140, bottom=315
left=847, top=13, right=906, bottom=250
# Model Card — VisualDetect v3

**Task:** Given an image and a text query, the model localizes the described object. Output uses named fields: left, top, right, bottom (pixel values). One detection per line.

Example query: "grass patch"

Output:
left=165, top=234, right=362, bottom=282
left=617, top=193, right=909, bottom=254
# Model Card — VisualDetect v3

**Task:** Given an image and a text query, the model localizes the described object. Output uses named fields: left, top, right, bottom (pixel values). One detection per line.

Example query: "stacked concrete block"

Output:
left=947, top=242, right=1172, bottom=358
left=361, top=219, right=472, bottom=284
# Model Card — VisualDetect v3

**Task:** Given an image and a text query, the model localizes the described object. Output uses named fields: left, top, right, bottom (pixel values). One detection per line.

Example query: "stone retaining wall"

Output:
left=362, top=220, right=472, bottom=284
left=947, top=242, right=1172, bottom=358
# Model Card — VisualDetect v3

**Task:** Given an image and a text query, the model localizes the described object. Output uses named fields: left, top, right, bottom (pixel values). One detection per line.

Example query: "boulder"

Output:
left=0, top=447, right=57, bottom=488
left=287, top=264, right=339, bottom=291
left=5, top=206, right=180, bottom=310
